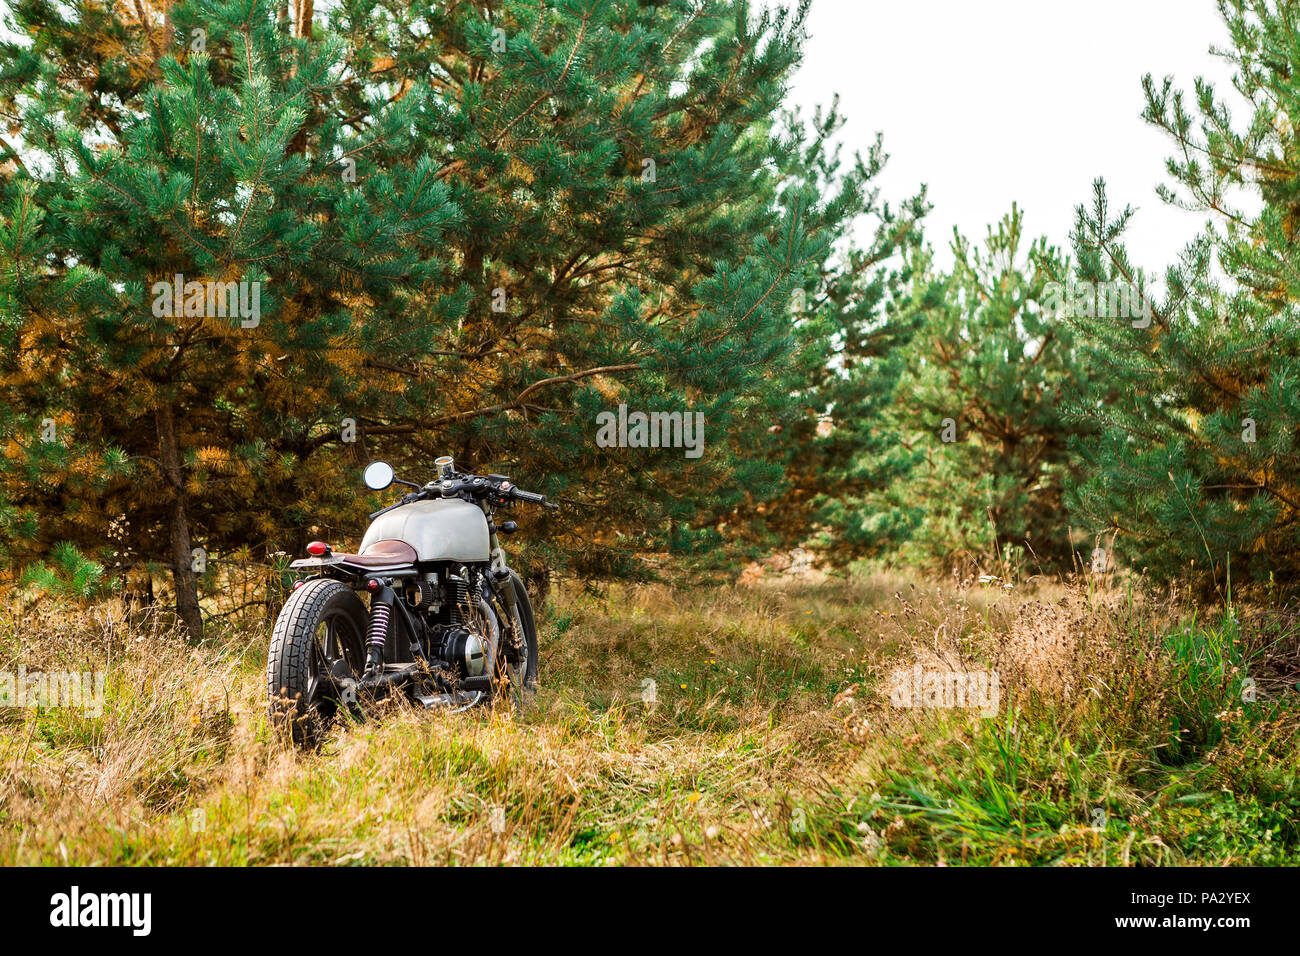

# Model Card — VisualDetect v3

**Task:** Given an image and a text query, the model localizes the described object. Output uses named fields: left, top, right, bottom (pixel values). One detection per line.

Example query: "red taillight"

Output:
left=293, top=580, right=306, bottom=591
left=365, top=578, right=380, bottom=592
left=306, top=541, right=330, bottom=556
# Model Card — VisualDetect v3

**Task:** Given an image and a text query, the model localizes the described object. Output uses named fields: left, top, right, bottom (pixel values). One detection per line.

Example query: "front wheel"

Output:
left=491, top=571, right=539, bottom=709
left=267, top=578, right=367, bottom=748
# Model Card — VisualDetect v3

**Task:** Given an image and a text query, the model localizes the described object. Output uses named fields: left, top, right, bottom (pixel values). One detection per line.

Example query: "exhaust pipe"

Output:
left=357, top=664, right=418, bottom=694
left=415, top=690, right=482, bottom=713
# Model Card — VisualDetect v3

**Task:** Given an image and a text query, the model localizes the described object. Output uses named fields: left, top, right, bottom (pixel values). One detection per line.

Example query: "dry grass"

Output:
left=1, top=573, right=1298, bottom=865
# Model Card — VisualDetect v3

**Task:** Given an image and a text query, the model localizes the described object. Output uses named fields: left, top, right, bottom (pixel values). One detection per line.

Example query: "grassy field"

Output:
left=2, top=572, right=1299, bottom=865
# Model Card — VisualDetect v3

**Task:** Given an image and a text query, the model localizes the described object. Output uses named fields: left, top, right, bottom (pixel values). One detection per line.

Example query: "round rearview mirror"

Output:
left=363, top=461, right=395, bottom=491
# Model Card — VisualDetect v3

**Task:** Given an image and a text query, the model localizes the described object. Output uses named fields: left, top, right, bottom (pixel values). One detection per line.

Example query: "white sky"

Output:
left=781, top=0, right=1245, bottom=274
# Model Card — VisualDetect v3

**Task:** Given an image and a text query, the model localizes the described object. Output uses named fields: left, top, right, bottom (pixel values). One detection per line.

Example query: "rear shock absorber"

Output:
left=365, top=584, right=396, bottom=675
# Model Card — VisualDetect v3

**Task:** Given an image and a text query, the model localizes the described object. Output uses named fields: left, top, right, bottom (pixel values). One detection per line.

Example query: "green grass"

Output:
left=1, top=574, right=1298, bottom=865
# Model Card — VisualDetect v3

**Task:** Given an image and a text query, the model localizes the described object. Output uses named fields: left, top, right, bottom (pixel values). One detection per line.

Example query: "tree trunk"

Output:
left=294, top=0, right=313, bottom=38
left=156, top=403, right=203, bottom=641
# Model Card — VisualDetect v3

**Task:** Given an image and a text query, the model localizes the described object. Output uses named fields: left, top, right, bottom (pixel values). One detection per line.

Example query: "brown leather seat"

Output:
left=334, top=539, right=418, bottom=567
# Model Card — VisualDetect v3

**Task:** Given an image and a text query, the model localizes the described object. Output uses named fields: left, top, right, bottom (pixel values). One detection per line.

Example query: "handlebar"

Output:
left=482, top=479, right=558, bottom=509
left=369, top=470, right=557, bottom=519
left=510, top=487, right=549, bottom=506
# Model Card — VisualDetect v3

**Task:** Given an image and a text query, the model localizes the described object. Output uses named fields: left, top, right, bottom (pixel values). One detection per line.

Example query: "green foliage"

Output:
left=0, top=0, right=466, bottom=632
left=1066, top=0, right=1300, bottom=591
left=0, top=0, right=880, bottom=621
left=18, top=541, right=108, bottom=600
left=808, top=208, right=1092, bottom=575
left=871, top=603, right=1300, bottom=866
left=742, top=103, right=928, bottom=561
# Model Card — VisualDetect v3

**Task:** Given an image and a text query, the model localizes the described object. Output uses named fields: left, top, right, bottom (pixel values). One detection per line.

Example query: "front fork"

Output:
left=486, top=504, right=524, bottom=656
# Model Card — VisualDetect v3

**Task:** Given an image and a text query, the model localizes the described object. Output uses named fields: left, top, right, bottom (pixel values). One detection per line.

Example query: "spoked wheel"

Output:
left=268, top=579, right=367, bottom=748
left=491, top=572, right=539, bottom=711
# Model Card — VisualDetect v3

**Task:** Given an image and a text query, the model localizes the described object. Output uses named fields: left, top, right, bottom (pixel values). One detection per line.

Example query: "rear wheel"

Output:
left=268, top=578, right=367, bottom=748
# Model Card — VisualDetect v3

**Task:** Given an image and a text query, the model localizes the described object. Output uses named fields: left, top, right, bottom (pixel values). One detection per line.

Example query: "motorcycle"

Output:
left=267, top=455, right=555, bottom=747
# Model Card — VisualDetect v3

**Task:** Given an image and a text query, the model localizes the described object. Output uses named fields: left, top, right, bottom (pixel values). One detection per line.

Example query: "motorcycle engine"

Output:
left=440, top=626, right=487, bottom=677
left=423, top=571, right=495, bottom=679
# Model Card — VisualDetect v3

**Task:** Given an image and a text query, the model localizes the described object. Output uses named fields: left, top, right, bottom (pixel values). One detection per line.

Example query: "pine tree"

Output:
left=1068, top=0, right=1300, bottom=591
left=0, top=0, right=462, bottom=635
left=864, top=209, right=1090, bottom=575
left=0, top=0, right=866, bottom=627
left=738, top=102, right=928, bottom=563
left=791, top=207, right=1091, bottom=576
left=303, top=0, right=868, bottom=588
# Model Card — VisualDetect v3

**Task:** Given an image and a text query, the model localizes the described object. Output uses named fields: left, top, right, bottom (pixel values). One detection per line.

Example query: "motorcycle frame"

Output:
left=291, top=497, right=522, bottom=698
